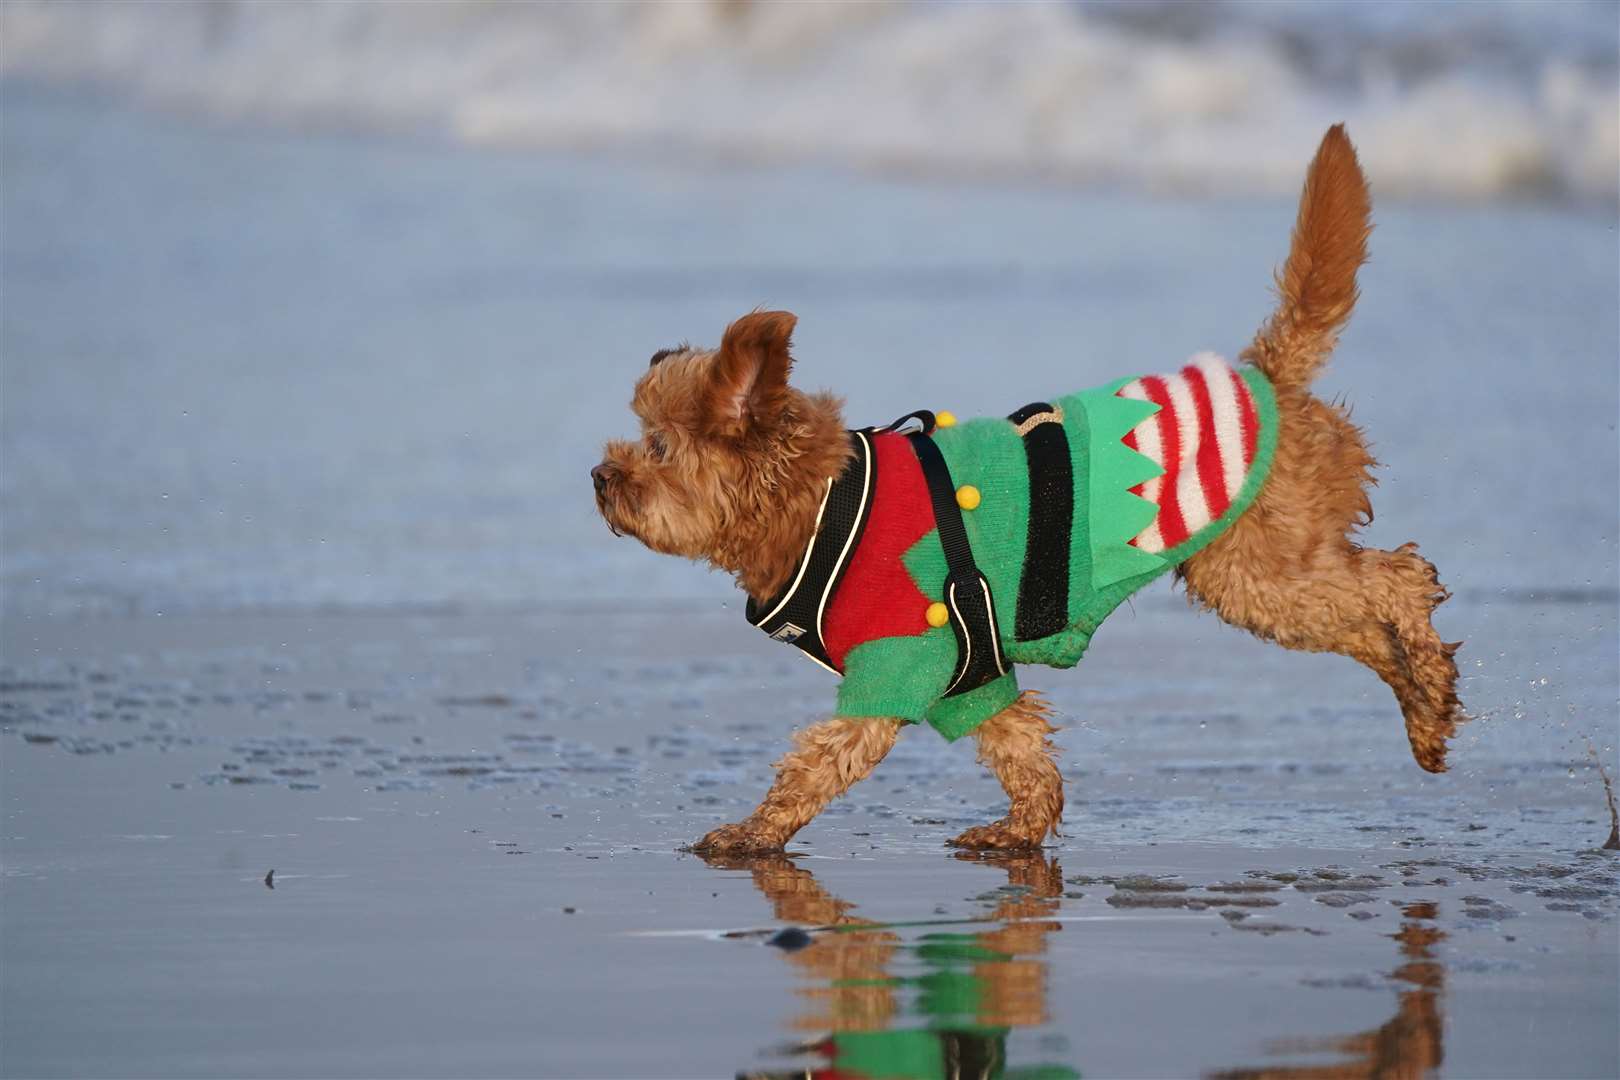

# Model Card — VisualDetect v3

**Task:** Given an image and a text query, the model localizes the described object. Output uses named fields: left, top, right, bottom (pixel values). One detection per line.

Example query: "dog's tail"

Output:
left=1244, top=124, right=1371, bottom=393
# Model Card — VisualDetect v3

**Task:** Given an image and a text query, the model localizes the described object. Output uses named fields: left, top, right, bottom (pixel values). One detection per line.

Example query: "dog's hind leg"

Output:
left=1181, top=389, right=1464, bottom=772
left=949, top=691, right=1064, bottom=850
left=690, top=716, right=901, bottom=854
left=1353, top=542, right=1464, bottom=772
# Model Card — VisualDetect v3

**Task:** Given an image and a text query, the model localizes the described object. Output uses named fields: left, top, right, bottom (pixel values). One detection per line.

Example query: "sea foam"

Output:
left=3, top=1, right=1615, bottom=202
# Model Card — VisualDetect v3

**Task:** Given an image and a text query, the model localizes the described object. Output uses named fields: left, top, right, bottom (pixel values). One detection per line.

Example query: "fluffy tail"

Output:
left=1245, top=124, right=1371, bottom=392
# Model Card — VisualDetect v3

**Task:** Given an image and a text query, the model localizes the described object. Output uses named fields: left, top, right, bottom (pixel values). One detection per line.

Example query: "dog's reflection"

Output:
left=1209, top=901, right=1446, bottom=1080
left=709, top=856, right=1448, bottom=1080
left=704, top=850, right=1079, bottom=1080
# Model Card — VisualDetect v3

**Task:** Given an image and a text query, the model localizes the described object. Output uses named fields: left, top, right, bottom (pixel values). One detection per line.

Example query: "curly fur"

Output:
left=596, top=125, right=1465, bottom=854
left=691, top=716, right=901, bottom=854
left=949, top=690, right=1064, bottom=849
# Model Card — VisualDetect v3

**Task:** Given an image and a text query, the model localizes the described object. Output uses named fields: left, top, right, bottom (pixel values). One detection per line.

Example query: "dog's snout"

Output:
left=591, top=464, right=612, bottom=495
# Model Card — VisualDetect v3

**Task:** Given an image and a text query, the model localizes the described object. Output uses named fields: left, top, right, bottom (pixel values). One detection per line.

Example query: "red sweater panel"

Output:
left=822, top=433, right=937, bottom=670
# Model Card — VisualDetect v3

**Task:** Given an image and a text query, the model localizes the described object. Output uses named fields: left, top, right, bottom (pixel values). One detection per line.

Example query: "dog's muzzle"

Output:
left=591, top=464, right=624, bottom=537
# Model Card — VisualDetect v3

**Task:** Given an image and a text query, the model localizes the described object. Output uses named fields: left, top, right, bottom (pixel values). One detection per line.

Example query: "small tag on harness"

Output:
left=770, top=622, right=807, bottom=644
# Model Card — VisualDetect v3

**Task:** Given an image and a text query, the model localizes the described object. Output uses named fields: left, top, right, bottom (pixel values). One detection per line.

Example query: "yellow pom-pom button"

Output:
left=955, top=484, right=981, bottom=511
left=935, top=410, right=957, bottom=428
left=925, top=601, right=950, bottom=628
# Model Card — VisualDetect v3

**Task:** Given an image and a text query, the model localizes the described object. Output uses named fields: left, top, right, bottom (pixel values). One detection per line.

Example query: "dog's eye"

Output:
left=647, top=432, right=668, bottom=461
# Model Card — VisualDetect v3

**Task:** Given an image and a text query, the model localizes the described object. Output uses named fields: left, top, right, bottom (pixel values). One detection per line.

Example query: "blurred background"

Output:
left=2, top=0, right=1616, bottom=619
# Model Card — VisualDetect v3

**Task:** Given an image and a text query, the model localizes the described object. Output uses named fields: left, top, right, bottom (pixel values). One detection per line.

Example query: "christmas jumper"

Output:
left=751, top=353, right=1278, bottom=741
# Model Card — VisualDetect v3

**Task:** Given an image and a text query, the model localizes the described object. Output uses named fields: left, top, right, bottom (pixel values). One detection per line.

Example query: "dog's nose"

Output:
left=591, top=464, right=611, bottom=495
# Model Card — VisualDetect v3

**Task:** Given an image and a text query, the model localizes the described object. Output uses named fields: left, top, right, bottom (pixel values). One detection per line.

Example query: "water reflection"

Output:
left=1209, top=902, right=1446, bottom=1079
left=704, top=851, right=1080, bottom=1080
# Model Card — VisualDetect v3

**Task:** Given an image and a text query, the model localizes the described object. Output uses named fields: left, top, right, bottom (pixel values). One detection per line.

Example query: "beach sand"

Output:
left=2, top=86, right=1617, bottom=1077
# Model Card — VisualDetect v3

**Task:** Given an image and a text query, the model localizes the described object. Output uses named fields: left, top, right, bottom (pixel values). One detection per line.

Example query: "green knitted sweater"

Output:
left=822, top=357, right=1277, bottom=740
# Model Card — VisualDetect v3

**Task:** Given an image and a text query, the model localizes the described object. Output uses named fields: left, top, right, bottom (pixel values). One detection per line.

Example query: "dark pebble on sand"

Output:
left=766, top=927, right=813, bottom=951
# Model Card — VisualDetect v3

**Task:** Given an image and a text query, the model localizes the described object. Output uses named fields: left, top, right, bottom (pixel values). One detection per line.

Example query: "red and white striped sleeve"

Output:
left=1115, top=353, right=1261, bottom=553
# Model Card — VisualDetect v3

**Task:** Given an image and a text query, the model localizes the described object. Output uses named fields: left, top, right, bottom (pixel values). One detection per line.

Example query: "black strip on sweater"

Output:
left=906, top=432, right=1007, bottom=697
left=1008, top=402, right=1073, bottom=641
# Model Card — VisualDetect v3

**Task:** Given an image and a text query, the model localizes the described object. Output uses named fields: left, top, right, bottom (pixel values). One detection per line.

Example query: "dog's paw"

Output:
left=948, top=822, right=1044, bottom=851
left=689, top=821, right=785, bottom=855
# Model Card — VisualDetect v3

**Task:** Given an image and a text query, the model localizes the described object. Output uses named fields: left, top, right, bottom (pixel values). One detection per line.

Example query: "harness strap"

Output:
left=1007, top=401, right=1073, bottom=641
left=744, top=430, right=875, bottom=673
left=905, top=431, right=1008, bottom=697
left=874, top=409, right=936, bottom=436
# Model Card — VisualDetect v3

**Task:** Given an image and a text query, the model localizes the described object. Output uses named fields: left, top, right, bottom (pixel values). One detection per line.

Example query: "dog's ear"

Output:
left=703, top=310, right=798, bottom=438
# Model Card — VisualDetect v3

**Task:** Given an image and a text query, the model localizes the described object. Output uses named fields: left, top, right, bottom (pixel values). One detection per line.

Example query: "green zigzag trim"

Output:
left=1014, top=365, right=1279, bottom=669
left=1076, top=377, right=1166, bottom=592
left=1062, top=364, right=1280, bottom=649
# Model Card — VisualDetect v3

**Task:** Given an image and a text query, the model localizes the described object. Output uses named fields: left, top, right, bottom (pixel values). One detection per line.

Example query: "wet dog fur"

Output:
left=593, top=126, right=1464, bottom=854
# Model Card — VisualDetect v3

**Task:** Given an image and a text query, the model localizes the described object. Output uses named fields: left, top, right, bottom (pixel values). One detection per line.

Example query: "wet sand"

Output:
left=3, top=605, right=1615, bottom=1078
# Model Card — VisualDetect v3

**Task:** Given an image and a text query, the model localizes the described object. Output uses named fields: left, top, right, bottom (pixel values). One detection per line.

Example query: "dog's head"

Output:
left=592, top=310, right=849, bottom=596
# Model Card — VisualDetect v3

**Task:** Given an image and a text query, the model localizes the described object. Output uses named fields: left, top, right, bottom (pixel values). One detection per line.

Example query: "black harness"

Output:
left=744, top=428, right=876, bottom=674
left=747, top=404, right=1070, bottom=697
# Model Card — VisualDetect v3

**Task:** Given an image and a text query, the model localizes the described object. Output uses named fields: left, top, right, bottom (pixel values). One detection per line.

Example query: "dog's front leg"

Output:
left=690, top=716, right=901, bottom=854
left=949, top=691, right=1064, bottom=850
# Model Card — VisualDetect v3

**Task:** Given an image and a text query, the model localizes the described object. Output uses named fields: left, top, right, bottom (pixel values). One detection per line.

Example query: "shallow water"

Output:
left=2, top=89, right=1617, bottom=1077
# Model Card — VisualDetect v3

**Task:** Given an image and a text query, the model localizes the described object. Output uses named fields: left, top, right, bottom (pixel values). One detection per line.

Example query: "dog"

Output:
left=593, top=125, right=1464, bottom=854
